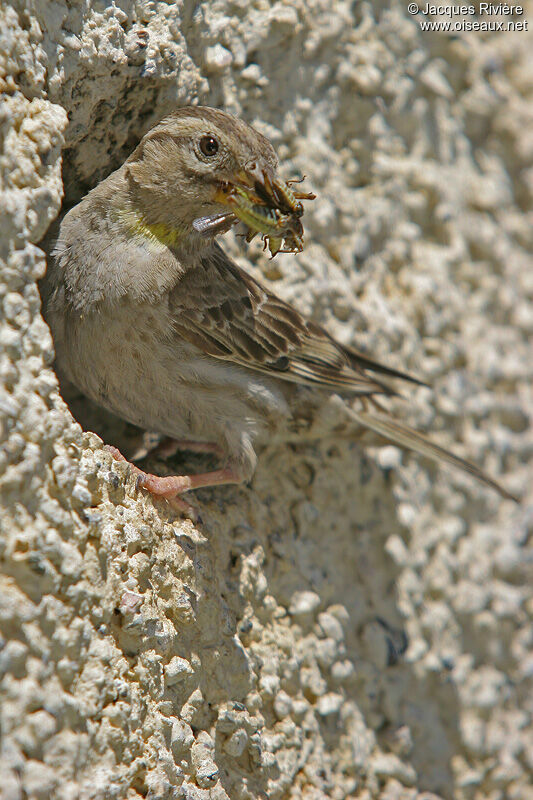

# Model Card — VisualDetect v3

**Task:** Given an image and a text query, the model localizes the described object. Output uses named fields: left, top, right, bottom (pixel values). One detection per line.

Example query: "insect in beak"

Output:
left=206, top=165, right=316, bottom=258
left=237, top=164, right=316, bottom=216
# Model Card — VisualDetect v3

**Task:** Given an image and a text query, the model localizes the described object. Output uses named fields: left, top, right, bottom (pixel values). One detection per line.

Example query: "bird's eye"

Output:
left=199, top=135, right=219, bottom=157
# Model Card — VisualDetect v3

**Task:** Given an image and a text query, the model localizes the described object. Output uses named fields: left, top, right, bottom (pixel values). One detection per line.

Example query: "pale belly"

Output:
left=54, top=300, right=292, bottom=458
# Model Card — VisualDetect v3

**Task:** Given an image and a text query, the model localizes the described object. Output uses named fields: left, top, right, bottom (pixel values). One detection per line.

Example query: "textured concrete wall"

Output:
left=1, top=2, right=532, bottom=799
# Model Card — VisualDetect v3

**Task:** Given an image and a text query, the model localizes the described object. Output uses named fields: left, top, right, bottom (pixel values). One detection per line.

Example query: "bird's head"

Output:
left=122, top=107, right=284, bottom=247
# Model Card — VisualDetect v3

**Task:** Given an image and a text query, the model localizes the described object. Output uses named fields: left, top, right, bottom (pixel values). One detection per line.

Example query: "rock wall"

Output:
left=1, top=2, right=532, bottom=799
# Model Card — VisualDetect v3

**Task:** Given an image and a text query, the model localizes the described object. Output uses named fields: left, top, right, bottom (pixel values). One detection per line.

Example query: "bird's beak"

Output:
left=213, top=162, right=284, bottom=209
left=236, top=163, right=279, bottom=204
left=206, top=163, right=315, bottom=256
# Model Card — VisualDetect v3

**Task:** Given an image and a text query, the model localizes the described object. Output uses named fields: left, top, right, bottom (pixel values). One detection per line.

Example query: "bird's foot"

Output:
left=104, top=444, right=240, bottom=521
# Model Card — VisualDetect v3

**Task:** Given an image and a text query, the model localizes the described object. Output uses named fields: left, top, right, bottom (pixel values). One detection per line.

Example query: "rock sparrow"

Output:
left=41, top=106, right=517, bottom=514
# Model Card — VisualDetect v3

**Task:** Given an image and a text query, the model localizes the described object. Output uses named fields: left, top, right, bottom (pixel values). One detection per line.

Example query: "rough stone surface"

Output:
left=1, top=2, right=532, bottom=799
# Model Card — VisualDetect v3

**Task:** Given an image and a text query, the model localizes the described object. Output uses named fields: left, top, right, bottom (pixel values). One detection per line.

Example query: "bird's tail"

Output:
left=348, top=408, right=518, bottom=503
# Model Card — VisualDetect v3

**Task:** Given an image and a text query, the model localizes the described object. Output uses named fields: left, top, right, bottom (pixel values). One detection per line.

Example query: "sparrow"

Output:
left=40, top=106, right=518, bottom=515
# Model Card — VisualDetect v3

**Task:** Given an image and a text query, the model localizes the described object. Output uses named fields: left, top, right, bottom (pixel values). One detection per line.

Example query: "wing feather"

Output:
left=169, top=244, right=417, bottom=395
left=166, top=245, right=518, bottom=502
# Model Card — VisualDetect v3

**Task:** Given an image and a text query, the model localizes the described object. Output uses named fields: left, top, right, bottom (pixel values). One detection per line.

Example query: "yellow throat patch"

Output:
left=119, top=208, right=184, bottom=249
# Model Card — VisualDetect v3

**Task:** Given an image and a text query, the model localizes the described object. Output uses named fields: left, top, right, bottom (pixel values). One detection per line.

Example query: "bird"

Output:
left=40, top=106, right=518, bottom=516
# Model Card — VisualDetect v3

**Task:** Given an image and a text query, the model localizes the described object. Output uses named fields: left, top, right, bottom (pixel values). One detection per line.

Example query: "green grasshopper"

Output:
left=262, top=174, right=315, bottom=218
left=226, top=179, right=313, bottom=258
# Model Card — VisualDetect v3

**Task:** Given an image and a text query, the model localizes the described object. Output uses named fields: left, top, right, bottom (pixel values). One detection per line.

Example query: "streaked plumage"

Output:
left=41, top=107, right=517, bottom=513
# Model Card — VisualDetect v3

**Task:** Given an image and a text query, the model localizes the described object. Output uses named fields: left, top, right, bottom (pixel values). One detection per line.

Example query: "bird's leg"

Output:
left=137, top=464, right=242, bottom=499
left=104, top=445, right=241, bottom=519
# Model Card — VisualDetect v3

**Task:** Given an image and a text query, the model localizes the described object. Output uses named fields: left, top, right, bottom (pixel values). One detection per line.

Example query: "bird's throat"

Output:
left=117, top=206, right=185, bottom=249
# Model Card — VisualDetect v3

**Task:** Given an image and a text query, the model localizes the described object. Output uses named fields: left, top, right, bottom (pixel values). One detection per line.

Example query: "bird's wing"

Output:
left=168, top=245, right=518, bottom=502
left=168, top=244, right=419, bottom=396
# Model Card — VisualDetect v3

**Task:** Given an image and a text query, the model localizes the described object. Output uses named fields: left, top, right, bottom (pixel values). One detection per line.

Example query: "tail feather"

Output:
left=349, top=409, right=518, bottom=503
left=342, top=344, right=429, bottom=388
